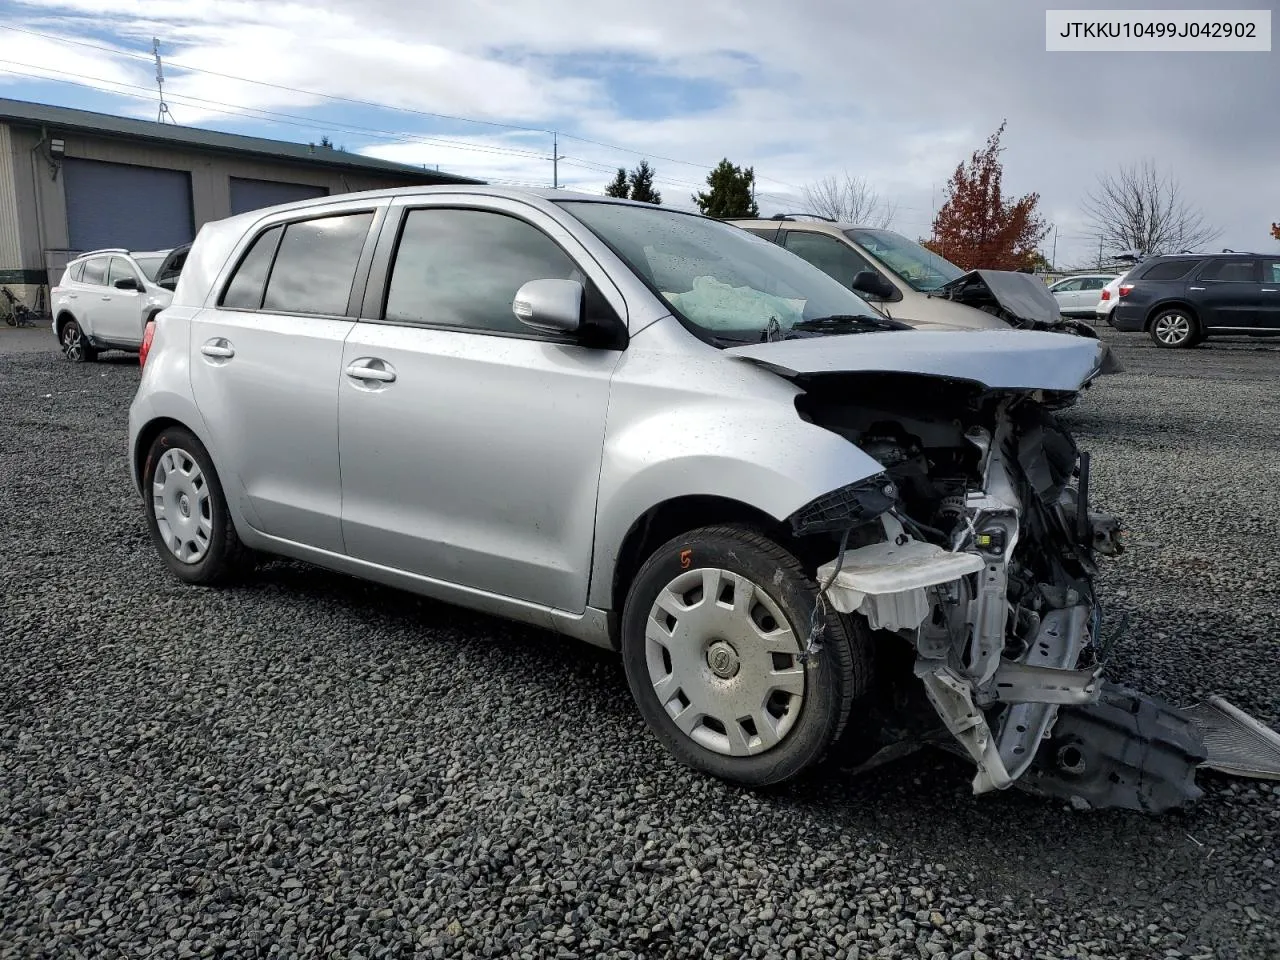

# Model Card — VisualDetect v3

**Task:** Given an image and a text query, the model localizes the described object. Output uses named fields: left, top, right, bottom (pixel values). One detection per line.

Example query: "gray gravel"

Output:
left=2, top=326, right=1278, bottom=960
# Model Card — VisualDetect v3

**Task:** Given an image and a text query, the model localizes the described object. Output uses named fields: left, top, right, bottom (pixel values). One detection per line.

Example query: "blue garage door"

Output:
left=230, top=177, right=328, bottom=215
left=63, top=158, right=195, bottom=252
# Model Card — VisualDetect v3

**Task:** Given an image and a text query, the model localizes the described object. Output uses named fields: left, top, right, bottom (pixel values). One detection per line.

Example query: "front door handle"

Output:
left=200, top=339, right=235, bottom=359
left=100, top=296, right=112, bottom=301
left=1188, top=286, right=1205, bottom=291
left=1261, top=288, right=1277, bottom=293
left=345, top=359, right=397, bottom=383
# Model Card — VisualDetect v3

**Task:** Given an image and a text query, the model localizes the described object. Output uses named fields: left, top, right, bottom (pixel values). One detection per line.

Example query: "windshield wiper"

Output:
left=785, top=314, right=909, bottom=338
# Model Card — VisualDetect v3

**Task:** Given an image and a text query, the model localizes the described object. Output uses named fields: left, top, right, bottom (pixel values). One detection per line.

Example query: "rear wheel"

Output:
left=143, top=426, right=251, bottom=585
left=620, top=525, right=870, bottom=787
left=60, top=319, right=97, bottom=362
left=1149, top=308, right=1198, bottom=348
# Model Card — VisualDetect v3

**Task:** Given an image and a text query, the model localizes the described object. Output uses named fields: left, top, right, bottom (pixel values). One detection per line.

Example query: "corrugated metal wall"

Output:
left=0, top=124, right=25, bottom=283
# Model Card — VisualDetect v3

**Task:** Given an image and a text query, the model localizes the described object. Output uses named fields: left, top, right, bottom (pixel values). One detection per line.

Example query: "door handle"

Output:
left=1188, top=286, right=1205, bottom=291
left=345, top=360, right=396, bottom=383
left=101, top=296, right=112, bottom=301
left=200, top=339, right=235, bottom=359
left=1262, top=289, right=1277, bottom=293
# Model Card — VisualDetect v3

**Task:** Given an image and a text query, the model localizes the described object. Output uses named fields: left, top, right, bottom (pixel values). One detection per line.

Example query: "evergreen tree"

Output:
left=626, top=160, right=662, bottom=204
left=604, top=168, right=630, bottom=198
left=693, top=159, right=759, bottom=218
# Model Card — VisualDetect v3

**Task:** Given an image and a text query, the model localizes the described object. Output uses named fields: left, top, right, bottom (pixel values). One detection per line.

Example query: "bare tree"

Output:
left=800, top=174, right=896, bottom=227
left=1083, top=160, right=1221, bottom=256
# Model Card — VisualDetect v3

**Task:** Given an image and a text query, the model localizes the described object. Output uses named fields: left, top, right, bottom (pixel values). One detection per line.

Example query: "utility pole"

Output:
left=1050, top=226, right=1058, bottom=269
left=551, top=132, right=565, bottom=189
left=153, top=38, right=173, bottom=124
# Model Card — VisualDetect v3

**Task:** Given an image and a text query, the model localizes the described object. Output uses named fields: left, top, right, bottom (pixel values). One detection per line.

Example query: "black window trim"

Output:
left=1193, top=257, right=1261, bottom=284
left=215, top=206, right=384, bottom=320
left=360, top=203, right=627, bottom=349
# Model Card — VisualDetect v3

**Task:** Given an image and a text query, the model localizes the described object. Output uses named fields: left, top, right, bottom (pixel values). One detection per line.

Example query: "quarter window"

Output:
left=782, top=232, right=877, bottom=289
left=263, top=213, right=374, bottom=316
left=81, top=257, right=108, bottom=285
left=68, top=261, right=85, bottom=282
left=1197, top=259, right=1258, bottom=282
left=221, top=226, right=283, bottom=310
left=1266, top=261, right=1280, bottom=284
left=384, top=208, right=585, bottom=335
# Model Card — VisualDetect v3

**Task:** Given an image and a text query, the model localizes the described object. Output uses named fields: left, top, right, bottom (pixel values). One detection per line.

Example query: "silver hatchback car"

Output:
left=130, top=186, right=1225, bottom=809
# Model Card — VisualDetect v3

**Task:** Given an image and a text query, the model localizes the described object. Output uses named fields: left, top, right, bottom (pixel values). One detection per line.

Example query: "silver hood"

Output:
left=725, top=329, right=1111, bottom=393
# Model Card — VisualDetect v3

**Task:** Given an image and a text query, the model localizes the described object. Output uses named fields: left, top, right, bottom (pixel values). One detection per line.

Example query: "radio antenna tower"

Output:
left=153, top=38, right=174, bottom=123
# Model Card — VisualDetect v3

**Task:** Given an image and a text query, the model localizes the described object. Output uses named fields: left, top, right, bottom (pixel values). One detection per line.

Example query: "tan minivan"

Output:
left=728, top=216, right=1051, bottom=332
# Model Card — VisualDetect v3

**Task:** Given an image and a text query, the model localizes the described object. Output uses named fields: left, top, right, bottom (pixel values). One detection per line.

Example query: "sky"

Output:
left=0, top=0, right=1275, bottom=267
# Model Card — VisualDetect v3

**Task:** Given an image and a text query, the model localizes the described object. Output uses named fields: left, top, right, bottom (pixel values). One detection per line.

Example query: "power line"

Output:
left=2, top=23, right=802, bottom=190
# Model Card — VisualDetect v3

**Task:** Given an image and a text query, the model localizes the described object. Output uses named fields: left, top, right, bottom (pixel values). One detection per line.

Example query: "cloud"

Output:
left=2, top=0, right=1276, bottom=263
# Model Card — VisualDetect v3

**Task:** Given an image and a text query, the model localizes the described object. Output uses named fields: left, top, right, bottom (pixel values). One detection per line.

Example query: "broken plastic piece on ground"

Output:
left=818, top=539, right=984, bottom=631
left=1182, top=695, right=1280, bottom=780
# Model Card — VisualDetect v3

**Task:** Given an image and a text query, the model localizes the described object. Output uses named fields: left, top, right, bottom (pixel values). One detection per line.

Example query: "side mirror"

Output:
left=114, top=276, right=140, bottom=291
left=851, top=270, right=896, bottom=301
left=513, top=279, right=582, bottom=335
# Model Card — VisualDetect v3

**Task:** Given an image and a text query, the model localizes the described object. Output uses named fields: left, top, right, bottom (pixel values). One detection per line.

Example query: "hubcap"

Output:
left=1155, top=313, right=1191, bottom=345
left=645, top=567, right=805, bottom=757
left=152, top=447, right=213, bottom=563
left=62, top=324, right=83, bottom=360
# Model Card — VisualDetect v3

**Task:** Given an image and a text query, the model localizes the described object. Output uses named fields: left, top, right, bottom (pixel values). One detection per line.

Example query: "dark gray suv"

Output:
left=1111, top=252, right=1280, bottom=347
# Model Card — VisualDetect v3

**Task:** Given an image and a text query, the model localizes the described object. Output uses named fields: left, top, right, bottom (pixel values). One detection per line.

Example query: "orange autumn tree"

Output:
left=923, top=121, right=1050, bottom=271
left=1272, top=222, right=1280, bottom=241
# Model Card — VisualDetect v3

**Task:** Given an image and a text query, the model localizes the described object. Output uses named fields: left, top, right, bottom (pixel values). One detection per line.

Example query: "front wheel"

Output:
left=143, top=426, right=251, bottom=585
left=1149, top=308, right=1199, bottom=348
left=620, top=525, right=870, bottom=787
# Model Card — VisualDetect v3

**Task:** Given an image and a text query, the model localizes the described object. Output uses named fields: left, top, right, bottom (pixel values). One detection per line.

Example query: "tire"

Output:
left=620, top=525, right=870, bottom=787
left=142, top=425, right=251, bottom=585
left=1149, top=308, right=1199, bottom=348
left=60, top=319, right=97, bottom=362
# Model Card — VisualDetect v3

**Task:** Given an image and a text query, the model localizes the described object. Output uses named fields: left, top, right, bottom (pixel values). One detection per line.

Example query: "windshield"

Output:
left=132, top=255, right=164, bottom=281
left=558, top=201, right=890, bottom=344
left=845, top=228, right=965, bottom=292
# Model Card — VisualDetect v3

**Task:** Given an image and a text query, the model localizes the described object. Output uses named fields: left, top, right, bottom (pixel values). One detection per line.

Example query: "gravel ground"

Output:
left=2, top=326, right=1278, bottom=960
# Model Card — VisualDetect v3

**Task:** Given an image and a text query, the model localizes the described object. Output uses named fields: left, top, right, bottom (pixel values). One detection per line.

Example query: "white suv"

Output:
left=51, top=248, right=176, bottom=362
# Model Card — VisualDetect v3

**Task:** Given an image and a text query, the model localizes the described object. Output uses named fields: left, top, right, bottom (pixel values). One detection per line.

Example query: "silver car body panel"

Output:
left=132, top=186, right=1229, bottom=805
left=724, top=329, right=1109, bottom=392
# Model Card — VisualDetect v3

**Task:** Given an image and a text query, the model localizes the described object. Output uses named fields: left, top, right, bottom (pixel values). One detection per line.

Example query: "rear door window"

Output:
left=1265, top=261, right=1280, bottom=285
left=262, top=212, right=375, bottom=316
left=1139, top=260, right=1202, bottom=281
left=1197, top=259, right=1259, bottom=282
left=81, top=257, right=108, bottom=286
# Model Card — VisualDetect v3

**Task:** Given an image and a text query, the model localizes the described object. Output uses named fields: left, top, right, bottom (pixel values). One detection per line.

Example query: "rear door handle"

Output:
left=345, top=359, right=396, bottom=383
left=200, top=339, right=235, bottom=359
left=1188, top=286, right=1205, bottom=291
left=1262, top=288, right=1277, bottom=293
left=100, top=296, right=112, bottom=301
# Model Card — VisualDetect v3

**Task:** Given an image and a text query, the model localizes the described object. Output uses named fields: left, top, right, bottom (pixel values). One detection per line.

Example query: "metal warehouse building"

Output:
left=0, top=97, right=481, bottom=304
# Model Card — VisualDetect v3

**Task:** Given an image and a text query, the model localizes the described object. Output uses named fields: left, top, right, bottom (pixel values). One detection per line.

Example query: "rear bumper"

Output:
left=1110, top=305, right=1143, bottom=332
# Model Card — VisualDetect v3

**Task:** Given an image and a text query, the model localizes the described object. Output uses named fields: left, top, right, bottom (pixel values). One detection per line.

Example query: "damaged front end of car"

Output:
left=729, top=331, right=1279, bottom=812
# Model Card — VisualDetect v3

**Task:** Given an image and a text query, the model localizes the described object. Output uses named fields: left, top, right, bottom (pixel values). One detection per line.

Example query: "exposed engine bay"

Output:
left=786, top=372, right=1278, bottom=812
